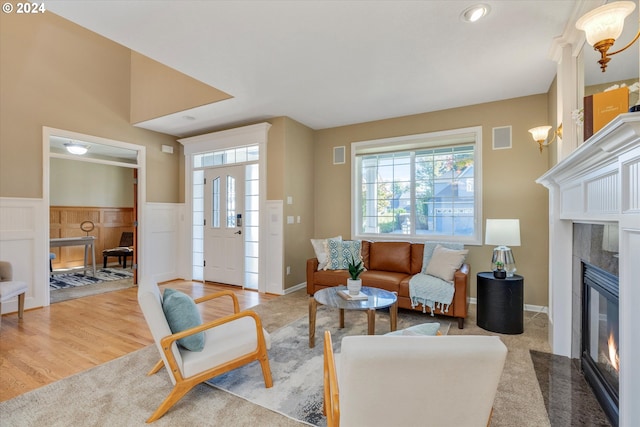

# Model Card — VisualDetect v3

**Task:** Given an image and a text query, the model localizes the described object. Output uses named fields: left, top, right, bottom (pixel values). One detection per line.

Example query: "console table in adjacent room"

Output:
left=50, top=236, right=96, bottom=276
left=476, top=272, right=523, bottom=334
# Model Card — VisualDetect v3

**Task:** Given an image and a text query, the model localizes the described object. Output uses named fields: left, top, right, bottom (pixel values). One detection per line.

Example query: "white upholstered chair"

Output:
left=324, top=331, right=507, bottom=427
left=0, top=261, right=28, bottom=325
left=138, top=281, right=273, bottom=423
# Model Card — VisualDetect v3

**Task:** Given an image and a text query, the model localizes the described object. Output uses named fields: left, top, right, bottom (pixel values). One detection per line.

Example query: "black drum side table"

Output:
left=476, top=272, right=524, bottom=334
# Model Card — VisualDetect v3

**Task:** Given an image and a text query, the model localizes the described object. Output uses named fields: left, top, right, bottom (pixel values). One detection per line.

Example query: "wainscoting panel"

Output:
left=144, top=203, right=181, bottom=283
left=49, top=206, right=134, bottom=269
left=0, top=197, right=48, bottom=312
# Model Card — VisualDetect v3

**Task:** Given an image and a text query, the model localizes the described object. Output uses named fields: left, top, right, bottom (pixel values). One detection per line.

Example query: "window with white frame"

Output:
left=353, top=126, right=482, bottom=244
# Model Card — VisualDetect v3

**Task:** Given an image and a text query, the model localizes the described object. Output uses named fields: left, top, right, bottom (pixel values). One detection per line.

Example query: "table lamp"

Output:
left=485, top=219, right=521, bottom=277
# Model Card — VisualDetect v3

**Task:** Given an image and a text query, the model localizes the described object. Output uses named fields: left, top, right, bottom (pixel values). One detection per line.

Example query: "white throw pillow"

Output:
left=425, top=244, right=468, bottom=282
left=311, top=236, right=342, bottom=270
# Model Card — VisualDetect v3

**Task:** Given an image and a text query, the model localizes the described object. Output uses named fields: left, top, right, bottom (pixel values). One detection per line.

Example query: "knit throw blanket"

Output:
left=409, top=273, right=454, bottom=315
left=409, top=242, right=463, bottom=315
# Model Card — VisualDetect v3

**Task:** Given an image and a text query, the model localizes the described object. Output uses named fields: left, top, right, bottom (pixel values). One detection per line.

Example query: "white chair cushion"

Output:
left=181, top=315, right=270, bottom=378
left=0, top=281, right=28, bottom=301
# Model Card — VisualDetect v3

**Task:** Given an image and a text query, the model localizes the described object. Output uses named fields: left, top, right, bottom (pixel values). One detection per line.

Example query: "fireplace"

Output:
left=581, top=261, right=619, bottom=426
left=536, top=113, right=640, bottom=426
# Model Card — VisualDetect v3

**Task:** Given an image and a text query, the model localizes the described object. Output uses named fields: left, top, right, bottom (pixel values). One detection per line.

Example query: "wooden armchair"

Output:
left=138, top=282, right=273, bottom=423
left=323, top=331, right=507, bottom=427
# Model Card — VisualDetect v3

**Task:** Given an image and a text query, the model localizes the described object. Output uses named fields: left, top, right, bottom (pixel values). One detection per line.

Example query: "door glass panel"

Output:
left=212, top=177, right=220, bottom=228
left=227, top=175, right=236, bottom=228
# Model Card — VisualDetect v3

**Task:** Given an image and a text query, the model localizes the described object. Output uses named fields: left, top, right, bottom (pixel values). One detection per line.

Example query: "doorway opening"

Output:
left=44, top=127, right=145, bottom=305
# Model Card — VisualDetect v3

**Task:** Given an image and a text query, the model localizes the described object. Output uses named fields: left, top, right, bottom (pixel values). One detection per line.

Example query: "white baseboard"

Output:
left=284, top=282, right=307, bottom=294
left=468, top=297, right=548, bottom=314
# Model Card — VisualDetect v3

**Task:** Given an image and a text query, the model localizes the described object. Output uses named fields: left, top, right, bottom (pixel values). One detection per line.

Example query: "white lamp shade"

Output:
left=485, top=219, right=521, bottom=246
left=576, top=1, right=636, bottom=46
left=528, top=126, right=552, bottom=142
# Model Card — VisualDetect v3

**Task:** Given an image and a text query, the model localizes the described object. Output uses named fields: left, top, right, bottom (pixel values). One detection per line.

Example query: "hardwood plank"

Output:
left=0, top=281, right=277, bottom=402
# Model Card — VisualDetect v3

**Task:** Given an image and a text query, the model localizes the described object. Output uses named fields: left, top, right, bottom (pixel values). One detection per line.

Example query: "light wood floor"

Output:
left=0, top=280, right=278, bottom=402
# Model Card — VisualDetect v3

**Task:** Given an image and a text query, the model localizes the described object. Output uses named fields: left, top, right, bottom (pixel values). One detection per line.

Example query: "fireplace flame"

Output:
left=608, top=333, right=619, bottom=372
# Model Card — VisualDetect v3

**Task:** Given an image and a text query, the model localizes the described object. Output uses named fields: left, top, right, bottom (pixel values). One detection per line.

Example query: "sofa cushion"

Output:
left=313, top=269, right=351, bottom=287
left=310, top=235, right=341, bottom=270
left=360, top=270, right=409, bottom=293
left=325, top=239, right=361, bottom=270
left=425, top=244, right=469, bottom=282
left=369, top=242, right=411, bottom=273
left=409, top=244, right=425, bottom=274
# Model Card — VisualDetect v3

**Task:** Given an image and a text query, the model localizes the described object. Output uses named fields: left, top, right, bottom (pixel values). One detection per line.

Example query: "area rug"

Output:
left=206, top=306, right=449, bottom=426
left=49, top=268, right=133, bottom=290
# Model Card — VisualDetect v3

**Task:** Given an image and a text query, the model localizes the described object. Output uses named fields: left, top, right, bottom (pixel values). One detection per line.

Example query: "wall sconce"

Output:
left=64, top=142, right=88, bottom=155
left=528, top=124, right=563, bottom=153
left=576, top=1, right=640, bottom=72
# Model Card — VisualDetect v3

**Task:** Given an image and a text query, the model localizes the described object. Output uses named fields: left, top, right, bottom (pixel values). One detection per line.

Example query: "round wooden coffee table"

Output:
left=308, top=286, right=398, bottom=348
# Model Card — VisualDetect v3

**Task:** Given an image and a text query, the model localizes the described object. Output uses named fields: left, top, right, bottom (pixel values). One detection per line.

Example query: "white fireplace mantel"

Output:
left=536, top=113, right=640, bottom=427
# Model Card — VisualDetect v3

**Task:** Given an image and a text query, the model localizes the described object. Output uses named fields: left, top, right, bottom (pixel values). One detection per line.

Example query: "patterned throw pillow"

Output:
left=310, top=235, right=342, bottom=270
left=324, top=239, right=362, bottom=270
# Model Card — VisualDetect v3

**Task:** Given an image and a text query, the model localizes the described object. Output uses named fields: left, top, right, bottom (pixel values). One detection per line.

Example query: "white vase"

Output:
left=347, top=278, right=362, bottom=295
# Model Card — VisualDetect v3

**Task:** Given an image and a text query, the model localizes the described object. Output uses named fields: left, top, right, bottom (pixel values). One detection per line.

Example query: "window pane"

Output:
left=213, top=177, right=220, bottom=228
left=356, top=136, right=477, bottom=242
left=226, top=176, right=236, bottom=228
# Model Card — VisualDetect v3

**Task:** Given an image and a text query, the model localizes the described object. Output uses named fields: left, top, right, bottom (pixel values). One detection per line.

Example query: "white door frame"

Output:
left=43, top=126, right=146, bottom=306
left=179, top=123, right=271, bottom=293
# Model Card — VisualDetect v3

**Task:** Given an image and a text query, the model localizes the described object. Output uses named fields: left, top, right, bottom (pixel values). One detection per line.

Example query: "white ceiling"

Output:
left=46, top=0, right=639, bottom=138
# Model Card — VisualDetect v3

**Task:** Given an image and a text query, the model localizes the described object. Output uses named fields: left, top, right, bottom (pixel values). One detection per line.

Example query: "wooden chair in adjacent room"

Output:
left=102, top=231, right=134, bottom=268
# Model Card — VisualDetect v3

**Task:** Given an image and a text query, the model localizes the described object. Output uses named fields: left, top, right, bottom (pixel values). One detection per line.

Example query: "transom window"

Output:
left=193, top=145, right=259, bottom=168
left=352, top=127, right=482, bottom=244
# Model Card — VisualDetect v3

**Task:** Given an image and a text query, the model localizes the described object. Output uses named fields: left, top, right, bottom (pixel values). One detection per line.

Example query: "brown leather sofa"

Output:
left=306, top=240, right=470, bottom=328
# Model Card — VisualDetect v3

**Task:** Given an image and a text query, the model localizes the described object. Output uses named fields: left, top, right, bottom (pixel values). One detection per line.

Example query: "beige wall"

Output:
left=0, top=11, right=182, bottom=202
left=282, top=118, right=315, bottom=289
left=130, top=52, right=231, bottom=124
left=263, top=117, right=316, bottom=289
left=314, top=95, right=551, bottom=307
left=50, top=158, right=134, bottom=207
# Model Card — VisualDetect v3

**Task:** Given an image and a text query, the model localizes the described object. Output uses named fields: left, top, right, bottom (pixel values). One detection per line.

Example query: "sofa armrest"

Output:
left=451, top=263, right=470, bottom=319
left=306, top=258, right=319, bottom=295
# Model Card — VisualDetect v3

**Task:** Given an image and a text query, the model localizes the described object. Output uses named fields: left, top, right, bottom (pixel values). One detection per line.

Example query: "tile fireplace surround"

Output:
left=537, top=113, right=640, bottom=426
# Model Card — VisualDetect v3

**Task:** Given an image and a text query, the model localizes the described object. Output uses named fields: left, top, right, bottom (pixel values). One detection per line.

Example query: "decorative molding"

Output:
left=538, top=114, right=640, bottom=221
left=623, top=157, right=640, bottom=212
left=179, top=122, right=272, bottom=154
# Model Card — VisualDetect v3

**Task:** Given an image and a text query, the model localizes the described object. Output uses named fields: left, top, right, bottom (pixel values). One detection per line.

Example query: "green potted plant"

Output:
left=494, top=261, right=506, bottom=279
left=347, top=253, right=365, bottom=295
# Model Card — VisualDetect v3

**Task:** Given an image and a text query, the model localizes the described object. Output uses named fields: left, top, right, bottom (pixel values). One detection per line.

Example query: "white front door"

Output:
left=204, top=166, right=244, bottom=286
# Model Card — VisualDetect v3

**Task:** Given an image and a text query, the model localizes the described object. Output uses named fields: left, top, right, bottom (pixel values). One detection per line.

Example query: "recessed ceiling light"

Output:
left=461, top=4, right=491, bottom=23
left=183, top=115, right=196, bottom=121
